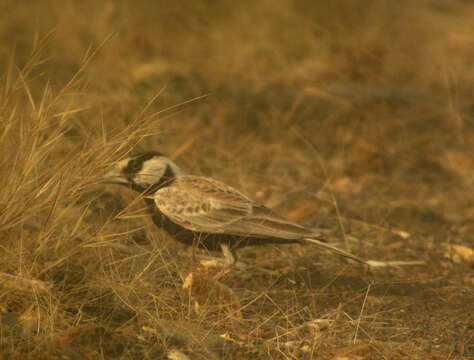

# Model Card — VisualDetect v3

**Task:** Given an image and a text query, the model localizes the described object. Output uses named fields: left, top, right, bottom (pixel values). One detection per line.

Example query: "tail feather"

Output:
left=303, top=237, right=366, bottom=264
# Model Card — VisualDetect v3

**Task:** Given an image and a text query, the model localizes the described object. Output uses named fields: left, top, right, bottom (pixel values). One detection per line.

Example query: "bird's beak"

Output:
left=101, top=165, right=129, bottom=185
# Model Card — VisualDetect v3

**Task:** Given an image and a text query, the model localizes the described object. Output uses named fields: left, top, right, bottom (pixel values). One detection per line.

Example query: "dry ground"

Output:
left=0, top=1, right=473, bottom=359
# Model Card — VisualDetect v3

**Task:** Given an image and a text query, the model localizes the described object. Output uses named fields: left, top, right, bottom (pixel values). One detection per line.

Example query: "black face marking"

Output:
left=161, top=162, right=176, bottom=184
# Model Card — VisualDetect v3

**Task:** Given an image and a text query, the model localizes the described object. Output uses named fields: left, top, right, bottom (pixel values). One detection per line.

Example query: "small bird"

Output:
left=103, top=151, right=366, bottom=265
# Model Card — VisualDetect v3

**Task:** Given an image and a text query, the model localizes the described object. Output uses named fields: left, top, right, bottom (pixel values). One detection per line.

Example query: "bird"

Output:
left=103, top=151, right=366, bottom=265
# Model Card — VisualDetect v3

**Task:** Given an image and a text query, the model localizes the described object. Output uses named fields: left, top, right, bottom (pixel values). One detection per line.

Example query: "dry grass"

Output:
left=1, top=0, right=473, bottom=359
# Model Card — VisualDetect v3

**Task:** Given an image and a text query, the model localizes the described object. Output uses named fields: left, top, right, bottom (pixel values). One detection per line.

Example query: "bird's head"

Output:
left=103, top=151, right=181, bottom=194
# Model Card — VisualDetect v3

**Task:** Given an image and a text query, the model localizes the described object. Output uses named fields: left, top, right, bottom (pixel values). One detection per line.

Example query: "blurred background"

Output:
left=0, top=0, right=472, bottom=358
left=3, top=0, right=472, bottom=231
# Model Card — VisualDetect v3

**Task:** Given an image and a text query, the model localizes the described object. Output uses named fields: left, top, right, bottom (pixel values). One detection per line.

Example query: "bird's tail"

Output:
left=303, top=237, right=366, bottom=264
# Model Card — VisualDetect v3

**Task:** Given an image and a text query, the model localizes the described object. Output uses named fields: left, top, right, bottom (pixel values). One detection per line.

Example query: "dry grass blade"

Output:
left=303, top=237, right=367, bottom=264
left=0, top=272, right=52, bottom=293
left=366, top=260, right=426, bottom=268
left=167, top=349, right=191, bottom=360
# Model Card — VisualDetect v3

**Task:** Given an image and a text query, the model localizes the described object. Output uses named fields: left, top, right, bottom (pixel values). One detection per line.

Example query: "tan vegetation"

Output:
left=0, top=0, right=472, bottom=358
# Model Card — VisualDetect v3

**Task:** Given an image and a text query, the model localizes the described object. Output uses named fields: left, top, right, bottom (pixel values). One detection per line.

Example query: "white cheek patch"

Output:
left=133, top=158, right=167, bottom=188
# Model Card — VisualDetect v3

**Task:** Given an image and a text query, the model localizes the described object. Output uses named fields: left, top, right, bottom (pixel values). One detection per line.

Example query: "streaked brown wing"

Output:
left=153, top=175, right=316, bottom=239
left=153, top=175, right=253, bottom=233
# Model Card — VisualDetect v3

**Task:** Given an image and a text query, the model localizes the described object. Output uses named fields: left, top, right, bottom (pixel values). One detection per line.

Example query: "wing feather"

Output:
left=153, top=175, right=317, bottom=239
